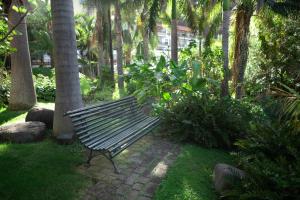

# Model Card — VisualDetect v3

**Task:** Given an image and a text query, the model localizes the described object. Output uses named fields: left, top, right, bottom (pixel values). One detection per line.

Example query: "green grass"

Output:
left=154, top=145, right=233, bottom=200
left=0, top=104, right=89, bottom=200
left=0, top=140, right=88, bottom=200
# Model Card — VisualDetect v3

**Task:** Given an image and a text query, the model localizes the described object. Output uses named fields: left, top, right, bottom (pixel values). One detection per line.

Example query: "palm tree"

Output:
left=114, top=0, right=124, bottom=90
left=51, top=0, right=83, bottom=139
left=221, top=0, right=231, bottom=97
left=8, top=0, right=37, bottom=110
left=232, top=1, right=254, bottom=99
left=83, top=0, right=114, bottom=85
left=232, top=0, right=299, bottom=99
left=171, top=0, right=178, bottom=64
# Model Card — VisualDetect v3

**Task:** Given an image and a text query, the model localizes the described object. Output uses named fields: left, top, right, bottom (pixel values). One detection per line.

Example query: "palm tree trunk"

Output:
left=114, top=1, right=124, bottom=90
left=51, top=0, right=83, bottom=139
left=141, top=1, right=149, bottom=62
left=171, top=0, right=178, bottom=64
left=221, top=0, right=231, bottom=97
left=96, top=9, right=105, bottom=78
left=232, top=4, right=253, bottom=99
left=107, top=6, right=114, bottom=85
left=8, top=0, right=37, bottom=111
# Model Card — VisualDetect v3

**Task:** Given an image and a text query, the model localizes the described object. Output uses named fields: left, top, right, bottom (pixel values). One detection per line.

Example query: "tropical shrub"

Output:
left=228, top=122, right=300, bottom=200
left=160, top=95, right=263, bottom=149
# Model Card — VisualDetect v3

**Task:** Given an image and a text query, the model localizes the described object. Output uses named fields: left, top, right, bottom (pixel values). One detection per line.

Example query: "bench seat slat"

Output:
left=66, top=96, right=135, bottom=116
left=75, top=107, right=139, bottom=135
left=81, top=113, right=148, bottom=144
left=85, top=115, right=150, bottom=148
left=110, top=119, right=160, bottom=157
left=72, top=100, right=138, bottom=123
left=94, top=117, right=159, bottom=150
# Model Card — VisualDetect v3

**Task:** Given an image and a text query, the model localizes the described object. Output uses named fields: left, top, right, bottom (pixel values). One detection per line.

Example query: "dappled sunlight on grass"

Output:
left=0, top=144, right=9, bottom=155
left=154, top=145, right=234, bottom=200
left=0, top=102, right=54, bottom=126
left=0, top=107, right=27, bottom=126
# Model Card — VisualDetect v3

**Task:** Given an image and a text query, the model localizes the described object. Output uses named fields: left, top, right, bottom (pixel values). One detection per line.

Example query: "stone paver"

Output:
left=79, top=133, right=181, bottom=200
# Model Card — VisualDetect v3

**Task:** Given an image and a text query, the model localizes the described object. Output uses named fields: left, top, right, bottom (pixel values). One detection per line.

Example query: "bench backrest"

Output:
left=65, top=96, right=143, bottom=144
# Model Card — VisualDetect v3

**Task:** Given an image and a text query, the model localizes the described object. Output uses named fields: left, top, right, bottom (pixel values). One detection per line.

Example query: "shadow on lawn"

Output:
left=0, top=108, right=27, bottom=126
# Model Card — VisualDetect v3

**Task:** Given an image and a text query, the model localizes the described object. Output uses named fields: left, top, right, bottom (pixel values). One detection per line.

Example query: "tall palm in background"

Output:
left=221, top=0, right=231, bottom=97
left=83, top=0, right=114, bottom=85
left=8, top=0, right=37, bottom=110
left=51, top=0, right=83, bottom=139
left=114, top=0, right=124, bottom=90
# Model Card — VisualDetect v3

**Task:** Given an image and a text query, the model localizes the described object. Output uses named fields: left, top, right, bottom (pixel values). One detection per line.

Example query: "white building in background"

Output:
left=155, top=24, right=197, bottom=57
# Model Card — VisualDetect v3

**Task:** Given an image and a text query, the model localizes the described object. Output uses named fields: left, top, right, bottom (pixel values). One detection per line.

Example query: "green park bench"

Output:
left=65, top=96, right=160, bottom=173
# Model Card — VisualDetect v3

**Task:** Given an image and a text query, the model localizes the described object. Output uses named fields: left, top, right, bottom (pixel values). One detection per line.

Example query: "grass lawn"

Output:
left=154, top=145, right=233, bottom=200
left=0, top=104, right=89, bottom=200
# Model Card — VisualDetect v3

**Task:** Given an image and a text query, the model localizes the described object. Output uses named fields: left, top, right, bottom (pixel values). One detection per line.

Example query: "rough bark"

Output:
left=8, top=0, right=37, bottom=110
left=221, top=0, right=231, bottom=97
left=107, top=6, right=114, bottom=84
left=141, top=1, right=149, bottom=62
left=232, top=5, right=253, bottom=99
left=96, top=9, right=105, bottom=77
left=51, top=0, right=83, bottom=139
left=114, top=1, right=124, bottom=90
left=171, top=0, right=178, bottom=64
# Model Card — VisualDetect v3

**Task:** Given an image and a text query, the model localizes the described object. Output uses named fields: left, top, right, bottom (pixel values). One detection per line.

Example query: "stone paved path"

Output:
left=78, top=133, right=181, bottom=200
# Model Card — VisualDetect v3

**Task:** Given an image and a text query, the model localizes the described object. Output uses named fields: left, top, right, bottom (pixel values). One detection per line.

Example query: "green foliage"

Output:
left=161, top=95, right=263, bottom=148
left=154, top=145, right=233, bottom=200
left=245, top=12, right=300, bottom=97
left=0, top=69, right=10, bottom=106
left=34, top=73, right=56, bottom=102
left=228, top=122, right=300, bottom=200
left=27, top=0, right=53, bottom=61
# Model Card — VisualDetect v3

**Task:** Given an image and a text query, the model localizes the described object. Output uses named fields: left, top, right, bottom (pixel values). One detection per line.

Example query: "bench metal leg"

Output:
left=103, top=154, right=120, bottom=174
left=85, top=149, right=93, bottom=167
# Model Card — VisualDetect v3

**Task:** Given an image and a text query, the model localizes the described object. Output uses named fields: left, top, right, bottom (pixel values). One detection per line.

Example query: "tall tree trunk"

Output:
left=8, top=0, right=37, bottom=110
left=107, top=6, right=114, bottom=85
left=96, top=9, right=105, bottom=78
left=141, top=1, right=149, bottom=62
left=51, top=0, right=83, bottom=139
left=232, top=4, right=253, bottom=99
left=221, top=0, right=231, bottom=97
left=125, top=47, right=132, bottom=65
left=114, top=1, right=124, bottom=90
left=171, top=0, right=178, bottom=64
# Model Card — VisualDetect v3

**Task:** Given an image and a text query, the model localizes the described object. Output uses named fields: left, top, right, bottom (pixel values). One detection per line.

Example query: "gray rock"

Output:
left=0, top=122, right=46, bottom=143
left=25, top=107, right=54, bottom=129
left=213, top=163, right=245, bottom=193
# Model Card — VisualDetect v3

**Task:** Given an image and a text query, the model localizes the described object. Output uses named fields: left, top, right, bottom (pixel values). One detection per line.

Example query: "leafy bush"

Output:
left=0, top=70, right=10, bottom=106
left=228, top=122, right=300, bottom=200
left=161, top=95, right=263, bottom=149
left=34, top=74, right=56, bottom=102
